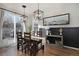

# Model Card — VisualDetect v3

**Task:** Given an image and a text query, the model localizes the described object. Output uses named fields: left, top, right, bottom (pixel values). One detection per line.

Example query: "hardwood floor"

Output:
left=0, top=44, right=79, bottom=56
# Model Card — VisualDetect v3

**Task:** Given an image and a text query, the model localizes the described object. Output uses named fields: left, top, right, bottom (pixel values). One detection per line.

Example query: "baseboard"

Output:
left=64, top=46, right=79, bottom=50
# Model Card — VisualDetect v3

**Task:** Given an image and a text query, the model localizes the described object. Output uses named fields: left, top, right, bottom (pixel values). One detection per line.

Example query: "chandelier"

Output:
left=33, top=3, right=44, bottom=20
left=22, top=5, right=28, bottom=22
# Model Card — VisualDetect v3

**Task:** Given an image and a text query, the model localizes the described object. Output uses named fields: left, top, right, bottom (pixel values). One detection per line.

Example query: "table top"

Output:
left=31, top=36, right=45, bottom=39
left=47, top=35, right=63, bottom=37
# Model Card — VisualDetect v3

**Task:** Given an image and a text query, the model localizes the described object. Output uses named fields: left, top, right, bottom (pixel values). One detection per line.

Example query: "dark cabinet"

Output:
left=63, top=27, right=79, bottom=48
left=46, top=27, right=79, bottom=48
left=46, top=28, right=62, bottom=44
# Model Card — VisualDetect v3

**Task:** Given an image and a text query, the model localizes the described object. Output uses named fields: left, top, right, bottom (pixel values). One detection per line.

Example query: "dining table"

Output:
left=22, top=34, right=46, bottom=45
left=31, top=36, right=46, bottom=46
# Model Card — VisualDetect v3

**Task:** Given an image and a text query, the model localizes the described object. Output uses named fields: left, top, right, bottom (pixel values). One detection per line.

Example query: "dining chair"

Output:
left=23, top=32, right=44, bottom=56
left=30, top=39, right=44, bottom=56
left=17, top=32, right=23, bottom=51
left=22, top=32, right=31, bottom=54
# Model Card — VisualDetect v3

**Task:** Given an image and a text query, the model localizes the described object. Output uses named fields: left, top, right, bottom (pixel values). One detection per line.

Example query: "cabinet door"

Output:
left=46, top=36, right=55, bottom=44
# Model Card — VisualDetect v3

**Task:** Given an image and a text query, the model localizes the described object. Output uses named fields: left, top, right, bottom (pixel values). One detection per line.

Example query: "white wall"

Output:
left=42, top=3, right=79, bottom=28
left=63, top=3, right=79, bottom=27
left=25, top=15, right=32, bottom=32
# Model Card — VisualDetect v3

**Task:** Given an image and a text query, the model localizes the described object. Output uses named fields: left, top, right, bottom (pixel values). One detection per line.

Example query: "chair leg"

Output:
left=42, top=45, right=44, bottom=53
left=29, top=45, right=37, bottom=56
left=17, top=44, right=19, bottom=50
left=22, top=45, right=23, bottom=53
left=29, top=46, right=33, bottom=56
left=24, top=46, right=27, bottom=54
left=29, top=49, right=32, bottom=56
left=30, top=49, right=37, bottom=56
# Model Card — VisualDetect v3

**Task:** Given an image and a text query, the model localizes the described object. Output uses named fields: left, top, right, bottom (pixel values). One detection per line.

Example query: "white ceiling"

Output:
left=0, top=3, right=73, bottom=17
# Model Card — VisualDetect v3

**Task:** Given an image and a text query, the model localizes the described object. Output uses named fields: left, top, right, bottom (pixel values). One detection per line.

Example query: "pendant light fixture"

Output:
left=33, top=3, right=44, bottom=20
left=22, top=5, right=28, bottom=22
left=22, top=5, right=28, bottom=32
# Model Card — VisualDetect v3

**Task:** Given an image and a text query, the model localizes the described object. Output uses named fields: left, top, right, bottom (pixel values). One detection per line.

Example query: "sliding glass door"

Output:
left=0, top=9, right=25, bottom=47
left=2, top=11, right=14, bottom=40
left=15, top=16, right=23, bottom=33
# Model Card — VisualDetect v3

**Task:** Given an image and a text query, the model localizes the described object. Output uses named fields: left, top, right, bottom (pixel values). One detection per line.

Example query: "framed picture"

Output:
left=43, top=13, right=70, bottom=26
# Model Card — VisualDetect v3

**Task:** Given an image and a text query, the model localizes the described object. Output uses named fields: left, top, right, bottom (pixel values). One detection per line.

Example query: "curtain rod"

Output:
left=0, top=7, right=28, bottom=17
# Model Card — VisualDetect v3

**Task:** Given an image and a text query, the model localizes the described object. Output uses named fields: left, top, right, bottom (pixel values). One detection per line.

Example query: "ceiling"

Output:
left=0, top=3, right=70, bottom=17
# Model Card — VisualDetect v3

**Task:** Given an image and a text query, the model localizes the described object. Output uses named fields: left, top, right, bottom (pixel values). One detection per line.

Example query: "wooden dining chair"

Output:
left=22, top=32, right=31, bottom=54
left=30, top=40, right=44, bottom=56
left=23, top=32, right=44, bottom=56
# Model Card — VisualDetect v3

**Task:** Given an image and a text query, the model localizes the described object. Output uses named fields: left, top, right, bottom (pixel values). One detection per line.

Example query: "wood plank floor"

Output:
left=0, top=44, right=79, bottom=56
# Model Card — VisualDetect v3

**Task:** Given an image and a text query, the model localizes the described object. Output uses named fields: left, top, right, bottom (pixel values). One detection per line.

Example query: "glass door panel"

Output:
left=2, top=11, right=14, bottom=40
left=15, top=16, right=23, bottom=33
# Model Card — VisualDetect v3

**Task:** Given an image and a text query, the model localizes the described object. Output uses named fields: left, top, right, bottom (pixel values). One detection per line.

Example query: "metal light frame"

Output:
left=33, top=3, right=44, bottom=20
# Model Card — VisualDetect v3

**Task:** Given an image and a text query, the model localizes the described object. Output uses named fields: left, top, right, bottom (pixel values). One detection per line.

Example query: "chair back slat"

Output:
left=24, top=32, right=31, bottom=40
left=17, top=32, right=22, bottom=39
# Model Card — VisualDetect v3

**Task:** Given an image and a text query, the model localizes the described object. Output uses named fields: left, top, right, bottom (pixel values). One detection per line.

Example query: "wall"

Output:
left=42, top=3, right=79, bottom=29
left=63, top=4, right=79, bottom=27
left=25, top=15, right=32, bottom=32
